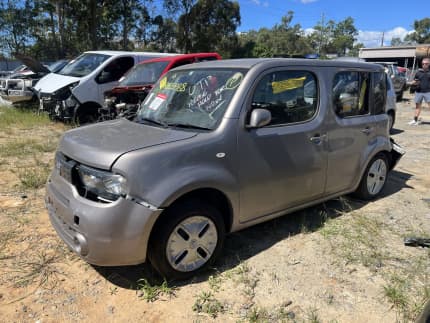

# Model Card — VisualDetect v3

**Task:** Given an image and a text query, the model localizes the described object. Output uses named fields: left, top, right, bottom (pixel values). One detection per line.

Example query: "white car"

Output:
left=33, top=51, right=175, bottom=124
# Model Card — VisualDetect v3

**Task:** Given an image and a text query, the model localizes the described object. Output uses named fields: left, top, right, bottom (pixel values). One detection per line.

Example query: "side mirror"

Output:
left=247, top=108, right=271, bottom=128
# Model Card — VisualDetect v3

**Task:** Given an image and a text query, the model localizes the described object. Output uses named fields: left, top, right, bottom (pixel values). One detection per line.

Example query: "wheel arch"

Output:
left=150, top=187, right=234, bottom=240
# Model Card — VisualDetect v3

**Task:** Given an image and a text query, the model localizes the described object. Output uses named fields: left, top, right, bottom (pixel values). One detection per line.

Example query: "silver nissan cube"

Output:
left=45, top=58, right=403, bottom=280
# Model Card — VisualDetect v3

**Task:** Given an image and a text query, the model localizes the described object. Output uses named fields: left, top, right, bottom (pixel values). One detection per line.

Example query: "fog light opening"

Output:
left=73, top=232, right=89, bottom=256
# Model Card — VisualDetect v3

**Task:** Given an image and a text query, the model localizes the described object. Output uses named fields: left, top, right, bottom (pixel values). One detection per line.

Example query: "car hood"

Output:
left=59, top=118, right=197, bottom=169
left=14, top=54, right=51, bottom=74
left=33, top=72, right=80, bottom=94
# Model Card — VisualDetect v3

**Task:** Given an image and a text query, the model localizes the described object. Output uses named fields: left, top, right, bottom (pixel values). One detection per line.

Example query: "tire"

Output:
left=354, top=153, right=388, bottom=200
left=148, top=200, right=225, bottom=280
left=74, top=105, right=99, bottom=126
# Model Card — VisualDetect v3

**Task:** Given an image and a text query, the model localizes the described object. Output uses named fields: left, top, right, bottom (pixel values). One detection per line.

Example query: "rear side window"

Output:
left=251, top=70, right=318, bottom=126
left=373, top=72, right=387, bottom=115
left=333, top=71, right=370, bottom=118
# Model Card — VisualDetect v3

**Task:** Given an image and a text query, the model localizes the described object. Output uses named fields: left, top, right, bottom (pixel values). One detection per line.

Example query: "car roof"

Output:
left=136, top=52, right=221, bottom=65
left=83, top=50, right=176, bottom=57
left=171, top=58, right=384, bottom=71
left=372, top=61, right=398, bottom=65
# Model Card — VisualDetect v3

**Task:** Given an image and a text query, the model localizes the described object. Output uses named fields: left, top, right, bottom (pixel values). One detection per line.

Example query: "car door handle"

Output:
left=361, top=127, right=373, bottom=135
left=310, top=134, right=327, bottom=144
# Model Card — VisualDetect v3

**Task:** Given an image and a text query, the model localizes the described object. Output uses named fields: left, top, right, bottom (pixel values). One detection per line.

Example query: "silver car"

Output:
left=45, top=59, right=403, bottom=280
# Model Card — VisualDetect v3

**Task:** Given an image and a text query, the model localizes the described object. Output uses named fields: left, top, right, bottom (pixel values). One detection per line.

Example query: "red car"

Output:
left=99, top=52, right=221, bottom=120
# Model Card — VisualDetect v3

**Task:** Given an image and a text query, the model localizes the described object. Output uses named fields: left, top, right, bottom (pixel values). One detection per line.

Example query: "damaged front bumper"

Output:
left=38, top=92, right=79, bottom=121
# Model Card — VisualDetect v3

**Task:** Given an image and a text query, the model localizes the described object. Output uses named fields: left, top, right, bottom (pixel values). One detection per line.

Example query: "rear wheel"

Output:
left=354, top=153, right=388, bottom=200
left=148, top=200, right=225, bottom=280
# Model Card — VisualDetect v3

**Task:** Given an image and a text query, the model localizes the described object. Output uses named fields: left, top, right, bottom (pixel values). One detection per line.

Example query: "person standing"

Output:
left=408, top=57, right=430, bottom=125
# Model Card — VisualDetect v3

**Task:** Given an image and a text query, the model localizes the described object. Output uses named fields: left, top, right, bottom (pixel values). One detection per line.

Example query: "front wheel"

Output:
left=354, top=153, right=388, bottom=200
left=148, top=200, right=225, bottom=280
left=73, top=105, right=99, bottom=126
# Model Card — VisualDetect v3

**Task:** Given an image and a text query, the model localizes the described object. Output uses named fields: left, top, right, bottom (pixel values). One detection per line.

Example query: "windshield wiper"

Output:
left=138, top=117, right=168, bottom=128
left=166, top=123, right=211, bottom=130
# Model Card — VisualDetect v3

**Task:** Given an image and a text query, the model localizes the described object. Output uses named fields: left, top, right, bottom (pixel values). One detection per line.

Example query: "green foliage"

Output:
left=405, top=18, right=430, bottom=44
left=192, top=291, right=225, bottom=318
left=0, top=106, right=51, bottom=129
left=177, top=0, right=240, bottom=53
left=16, top=164, right=51, bottom=189
left=136, top=278, right=176, bottom=302
left=0, top=1, right=369, bottom=60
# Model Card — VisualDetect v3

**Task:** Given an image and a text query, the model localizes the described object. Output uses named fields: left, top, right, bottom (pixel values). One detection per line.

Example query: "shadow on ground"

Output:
left=93, top=169, right=413, bottom=289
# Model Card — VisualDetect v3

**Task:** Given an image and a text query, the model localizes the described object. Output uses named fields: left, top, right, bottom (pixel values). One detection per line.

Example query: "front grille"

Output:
left=39, top=92, right=53, bottom=99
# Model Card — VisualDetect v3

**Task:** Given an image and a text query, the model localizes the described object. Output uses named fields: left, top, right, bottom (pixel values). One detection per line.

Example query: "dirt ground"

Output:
left=0, top=92, right=429, bottom=323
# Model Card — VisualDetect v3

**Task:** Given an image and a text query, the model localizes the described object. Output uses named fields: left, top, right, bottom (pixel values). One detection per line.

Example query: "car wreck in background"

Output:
left=33, top=51, right=176, bottom=124
left=0, top=55, right=68, bottom=105
left=99, top=52, right=221, bottom=121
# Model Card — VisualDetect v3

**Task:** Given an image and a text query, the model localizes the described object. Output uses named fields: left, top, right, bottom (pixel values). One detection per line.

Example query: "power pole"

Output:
left=318, top=13, right=325, bottom=56
left=381, top=32, right=385, bottom=47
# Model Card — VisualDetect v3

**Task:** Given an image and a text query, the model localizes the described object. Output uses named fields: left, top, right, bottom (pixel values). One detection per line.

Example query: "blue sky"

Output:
left=235, top=0, right=427, bottom=47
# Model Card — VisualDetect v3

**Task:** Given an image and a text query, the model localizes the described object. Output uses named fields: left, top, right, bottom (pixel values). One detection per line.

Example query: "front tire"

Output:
left=354, top=153, right=388, bottom=200
left=148, top=200, right=225, bottom=280
left=74, top=105, right=99, bottom=126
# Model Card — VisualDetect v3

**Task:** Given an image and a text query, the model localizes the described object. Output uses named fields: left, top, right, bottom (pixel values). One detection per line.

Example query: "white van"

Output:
left=33, top=50, right=175, bottom=124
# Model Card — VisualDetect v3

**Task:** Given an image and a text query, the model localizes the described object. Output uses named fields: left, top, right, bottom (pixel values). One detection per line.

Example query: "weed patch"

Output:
left=192, top=291, right=225, bottom=318
left=136, top=278, right=176, bottom=302
left=15, top=165, right=51, bottom=190
left=8, top=251, right=63, bottom=288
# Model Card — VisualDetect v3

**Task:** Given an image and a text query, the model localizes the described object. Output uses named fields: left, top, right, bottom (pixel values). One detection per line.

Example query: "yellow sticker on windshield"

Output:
left=225, top=72, right=243, bottom=89
left=165, top=82, right=187, bottom=92
left=160, top=77, right=167, bottom=89
left=272, top=77, right=306, bottom=94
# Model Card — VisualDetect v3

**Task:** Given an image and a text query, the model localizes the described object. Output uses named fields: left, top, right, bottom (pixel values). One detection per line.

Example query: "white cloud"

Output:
left=356, top=27, right=413, bottom=47
left=300, top=0, right=318, bottom=3
left=251, top=0, right=269, bottom=7
left=304, top=26, right=414, bottom=48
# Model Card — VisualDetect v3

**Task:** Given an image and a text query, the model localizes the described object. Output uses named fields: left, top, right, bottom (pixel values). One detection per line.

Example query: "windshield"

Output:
left=120, top=61, right=169, bottom=86
left=59, top=53, right=110, bottom=77
left=137, top=68, right=246, bottom=130
left=48, top=60, right=69, bottom=73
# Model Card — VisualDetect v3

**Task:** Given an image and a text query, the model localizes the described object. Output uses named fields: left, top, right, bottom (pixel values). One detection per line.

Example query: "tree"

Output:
left=331, top=17, right=357, bottom=56
left=308, top=16, right=357, bottom=57
left=0, top=0, right=36, bottom=57
left=164, top=0, right=196, bottom=52
left=237, top=12, right=311, bottom=58
left=405, top=18, right=430, bottom=44
left=182, top=0, right=240, bottom=53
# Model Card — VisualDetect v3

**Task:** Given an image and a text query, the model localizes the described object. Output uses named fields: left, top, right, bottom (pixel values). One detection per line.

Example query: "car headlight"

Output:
left=77, top=165, right=128, bottom=201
